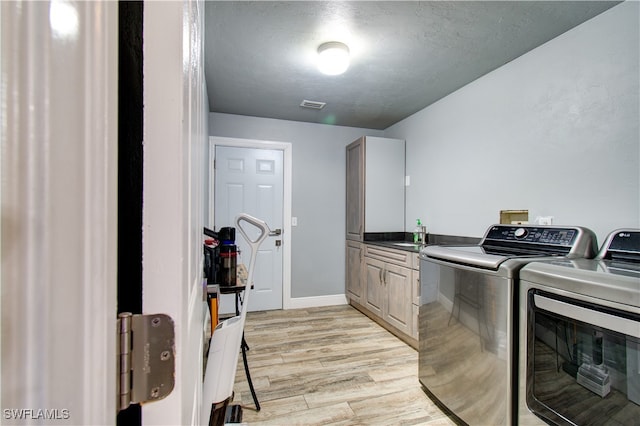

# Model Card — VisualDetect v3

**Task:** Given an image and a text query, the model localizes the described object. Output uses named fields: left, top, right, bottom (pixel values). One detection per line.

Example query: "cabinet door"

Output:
left=411, top=269, right=420, bottom=339
left=345, top=138, right=364, bottom=240
left=384, top=263, right=413, bottom=335
left=412, top=268, right=420, bottom=306
left=346, top=240, right=363, bottom=303
left=364, top=257, right=385, bottom=317
left=412, top=304, right=419, bottom=340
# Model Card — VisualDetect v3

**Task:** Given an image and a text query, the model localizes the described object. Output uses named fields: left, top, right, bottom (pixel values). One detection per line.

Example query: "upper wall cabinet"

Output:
left=346, top=136, right=405, bottom=240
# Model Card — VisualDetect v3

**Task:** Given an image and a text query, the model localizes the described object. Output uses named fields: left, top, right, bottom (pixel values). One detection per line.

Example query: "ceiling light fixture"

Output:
left=317, top=41, right=350, bottom=76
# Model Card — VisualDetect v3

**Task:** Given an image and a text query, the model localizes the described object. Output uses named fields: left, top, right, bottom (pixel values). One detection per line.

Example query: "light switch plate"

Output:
left=292, top=217, right=298, bottom=226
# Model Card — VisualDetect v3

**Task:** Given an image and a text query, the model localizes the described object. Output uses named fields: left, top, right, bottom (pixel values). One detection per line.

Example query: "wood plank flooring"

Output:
left=230, top=305, right=456, bottom=425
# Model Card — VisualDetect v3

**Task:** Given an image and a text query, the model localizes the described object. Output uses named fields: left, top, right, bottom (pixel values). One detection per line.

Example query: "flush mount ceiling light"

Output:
left=317, top=41, right=350, bottom=76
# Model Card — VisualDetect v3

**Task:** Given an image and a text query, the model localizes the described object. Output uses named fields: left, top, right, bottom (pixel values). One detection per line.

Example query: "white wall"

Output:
left=209, top=113, right=383, bottom=298
left=386, top=2, right=639, bottom=244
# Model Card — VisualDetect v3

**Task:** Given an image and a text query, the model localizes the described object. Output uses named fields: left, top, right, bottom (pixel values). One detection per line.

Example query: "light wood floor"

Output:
left=533, top=339, right=640, bottom=426
left=230, top=305, right=456, bottom=425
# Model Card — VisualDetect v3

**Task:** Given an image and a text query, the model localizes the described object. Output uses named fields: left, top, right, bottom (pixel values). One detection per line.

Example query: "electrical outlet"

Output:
left=538, top=216, right=553, bottom=225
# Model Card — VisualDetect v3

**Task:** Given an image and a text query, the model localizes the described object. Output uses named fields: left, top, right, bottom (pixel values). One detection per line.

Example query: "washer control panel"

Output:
left=485, top=225, right=577, bottom=246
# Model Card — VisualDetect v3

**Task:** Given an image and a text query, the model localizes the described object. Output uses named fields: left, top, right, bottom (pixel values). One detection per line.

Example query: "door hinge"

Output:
left=117, top=313, right=176, bottom=413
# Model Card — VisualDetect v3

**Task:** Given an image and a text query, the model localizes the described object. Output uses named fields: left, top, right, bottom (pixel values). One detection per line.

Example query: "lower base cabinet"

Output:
left=345, top=240, right=364, bottom=304
left=348, top=243, right=419, bottom=348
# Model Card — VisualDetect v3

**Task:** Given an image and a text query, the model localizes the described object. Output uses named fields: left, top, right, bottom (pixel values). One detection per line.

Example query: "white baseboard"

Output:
left=219, top=293, right=349, bottom=315
left=285, top=293, right=348, bottom=310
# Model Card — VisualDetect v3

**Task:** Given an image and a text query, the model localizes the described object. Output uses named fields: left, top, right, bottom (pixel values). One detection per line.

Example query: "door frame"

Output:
left=209, top=136, right=293, bottom=309
left=142, top=2, right=206, bottom=424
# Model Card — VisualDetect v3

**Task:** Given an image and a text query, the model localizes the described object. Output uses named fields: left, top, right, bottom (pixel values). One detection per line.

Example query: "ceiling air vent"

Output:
left=300, top=99, right=326, bottom=110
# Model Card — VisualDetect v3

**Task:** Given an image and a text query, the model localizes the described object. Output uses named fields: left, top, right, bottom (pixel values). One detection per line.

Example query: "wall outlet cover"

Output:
left=537, top=216, right=554, bottom=225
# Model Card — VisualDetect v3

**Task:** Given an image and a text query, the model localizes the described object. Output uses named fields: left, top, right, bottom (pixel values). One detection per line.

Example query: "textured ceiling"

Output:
left=204, top=1, right=620, bottom=130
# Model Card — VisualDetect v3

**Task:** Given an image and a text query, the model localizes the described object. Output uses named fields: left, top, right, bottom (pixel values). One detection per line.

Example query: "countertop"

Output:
left=362, top=232, right=481, bottom=253
left=365, top=240, right=424, bottom=253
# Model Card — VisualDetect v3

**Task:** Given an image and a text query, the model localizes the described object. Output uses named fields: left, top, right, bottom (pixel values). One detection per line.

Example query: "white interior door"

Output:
left=215, top=145, right=284, bottom=312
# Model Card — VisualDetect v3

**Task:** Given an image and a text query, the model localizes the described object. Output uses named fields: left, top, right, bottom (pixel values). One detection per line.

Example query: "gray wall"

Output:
left=385, top=2, right=639, bottom=244
left=208, top=113, right=383, bottom=298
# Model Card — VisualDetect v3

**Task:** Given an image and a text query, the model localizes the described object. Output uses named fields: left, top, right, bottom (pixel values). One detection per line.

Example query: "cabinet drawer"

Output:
left=364, top=244, right=413, bottom=269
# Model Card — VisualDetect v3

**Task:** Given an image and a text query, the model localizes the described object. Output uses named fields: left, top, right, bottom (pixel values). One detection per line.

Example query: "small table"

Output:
left=206, top=264, right=260, bottom=411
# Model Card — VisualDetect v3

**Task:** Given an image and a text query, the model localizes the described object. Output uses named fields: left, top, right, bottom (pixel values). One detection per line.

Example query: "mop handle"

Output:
left=235, top=213, right=270, bottom=247
left=234, top=214, right=271, bottom=314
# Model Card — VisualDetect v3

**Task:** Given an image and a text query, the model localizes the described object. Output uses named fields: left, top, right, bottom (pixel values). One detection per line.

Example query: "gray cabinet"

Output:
left=345, top=136, right=405, bottom=241
left=361, top=245, right=415, bottom=340
left=363, top=256, right=385, bottom=317
left=345, top=135, right=412, bottom=344
left=346, top=139, right=364, bottom=240
left=345, top=240, right=364, bottom=304
left=411, top=253, right=420, bottom=340
left=381, top=261, right=413, bottom=335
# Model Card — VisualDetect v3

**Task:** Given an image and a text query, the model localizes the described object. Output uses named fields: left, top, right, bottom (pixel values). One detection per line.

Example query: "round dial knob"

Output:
left=514, top=228, right=528, bottom=239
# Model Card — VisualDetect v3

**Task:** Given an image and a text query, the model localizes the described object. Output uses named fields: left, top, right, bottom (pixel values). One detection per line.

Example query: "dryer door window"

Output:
left=526, top=289, right=640, bottom=425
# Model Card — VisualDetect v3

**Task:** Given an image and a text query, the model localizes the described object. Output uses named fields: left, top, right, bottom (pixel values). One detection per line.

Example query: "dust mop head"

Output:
left=577, top=363, right=611, bottom=397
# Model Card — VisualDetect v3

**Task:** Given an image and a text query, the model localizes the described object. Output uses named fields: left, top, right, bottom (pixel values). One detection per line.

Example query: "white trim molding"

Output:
left=287, top=294, right=349, bottom=310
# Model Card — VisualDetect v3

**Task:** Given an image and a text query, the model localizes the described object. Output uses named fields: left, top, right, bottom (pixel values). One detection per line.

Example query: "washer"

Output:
left=418, top=224, right=597, bottom=425
left=518, top=229, right=640, bottom=425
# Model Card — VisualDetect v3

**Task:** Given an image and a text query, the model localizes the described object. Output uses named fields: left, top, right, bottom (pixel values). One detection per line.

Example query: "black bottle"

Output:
left=218, top=227, right=237, bottom=286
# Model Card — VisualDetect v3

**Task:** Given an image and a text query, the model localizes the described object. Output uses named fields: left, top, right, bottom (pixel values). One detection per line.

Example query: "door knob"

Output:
left=269, top=228, right=282, bottom=236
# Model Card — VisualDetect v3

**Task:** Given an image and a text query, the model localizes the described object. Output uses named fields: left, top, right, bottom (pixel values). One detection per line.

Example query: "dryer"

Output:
left=518, top=229, right=640, bottom=425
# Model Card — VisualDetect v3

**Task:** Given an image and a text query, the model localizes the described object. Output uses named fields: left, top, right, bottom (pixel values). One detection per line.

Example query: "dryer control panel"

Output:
left=599, top=229, right=640, bottom=262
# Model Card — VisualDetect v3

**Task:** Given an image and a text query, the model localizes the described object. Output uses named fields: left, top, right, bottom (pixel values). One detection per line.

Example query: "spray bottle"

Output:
left=413, top=219, right=422, bottom=244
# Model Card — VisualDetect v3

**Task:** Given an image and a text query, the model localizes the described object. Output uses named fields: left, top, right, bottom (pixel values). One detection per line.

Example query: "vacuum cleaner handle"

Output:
left=234, top=214, right=271, bottom=316
left=235, top=213, right=270, bottom=248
